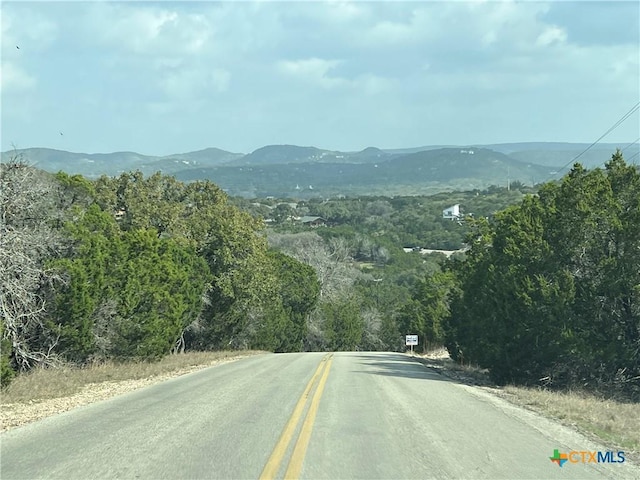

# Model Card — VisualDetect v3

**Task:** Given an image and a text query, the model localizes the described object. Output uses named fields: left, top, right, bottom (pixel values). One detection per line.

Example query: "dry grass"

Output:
left=415, top=349, right=640, bottom=461
left=1, top=350, right=265, bottom=404
left=498, top=386, right=640, bottom=456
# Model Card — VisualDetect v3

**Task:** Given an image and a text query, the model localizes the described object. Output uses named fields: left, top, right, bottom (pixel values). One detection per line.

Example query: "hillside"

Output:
left=2, top=142, right=630, bottom=197
left=1, top=147, right=242, bottom=178
left=174, top=148, right=555, bottom=198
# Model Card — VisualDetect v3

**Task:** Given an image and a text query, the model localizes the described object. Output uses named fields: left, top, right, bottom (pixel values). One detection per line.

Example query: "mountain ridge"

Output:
left=2, top=142, right=635, bottom=198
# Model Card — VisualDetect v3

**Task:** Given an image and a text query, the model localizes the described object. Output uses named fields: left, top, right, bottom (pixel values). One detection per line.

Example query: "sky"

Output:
left=1, top=0, right=639, bottom=156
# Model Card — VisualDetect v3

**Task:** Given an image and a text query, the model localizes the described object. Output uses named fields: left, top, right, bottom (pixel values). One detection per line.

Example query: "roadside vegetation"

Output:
left=1, top=351, right=264, bottom=404
left=501, top=385, right=640, bottom=456
left=417, top=350, right=640, bottom=460
left=2, top=150, right=638, bottom=410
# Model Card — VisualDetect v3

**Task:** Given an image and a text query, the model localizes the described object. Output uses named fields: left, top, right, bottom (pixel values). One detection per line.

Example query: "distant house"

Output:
left=114, top=208, right=126, bottom=220
left=443, top=204, right=460, bottom=220
left=299, top=216, right=326, bottom=227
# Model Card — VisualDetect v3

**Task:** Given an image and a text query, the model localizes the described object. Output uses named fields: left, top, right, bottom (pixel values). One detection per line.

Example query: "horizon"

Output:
left=2, top=1, right=638, bottom=156
left=2, top=140, right=637, bottom=158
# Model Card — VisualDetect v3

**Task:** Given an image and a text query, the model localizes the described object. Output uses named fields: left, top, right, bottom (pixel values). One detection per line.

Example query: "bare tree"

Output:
left=267, top=231, right=363, bottom=300
left=1, top=156, right=63, bottom=370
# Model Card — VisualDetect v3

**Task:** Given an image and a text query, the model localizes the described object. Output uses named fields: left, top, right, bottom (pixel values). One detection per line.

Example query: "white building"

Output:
left=443, top=204, right=461, bottom=220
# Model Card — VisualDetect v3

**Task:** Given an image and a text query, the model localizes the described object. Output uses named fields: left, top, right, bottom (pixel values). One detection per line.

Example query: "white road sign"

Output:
left=405, top=335, right=418, bottom=346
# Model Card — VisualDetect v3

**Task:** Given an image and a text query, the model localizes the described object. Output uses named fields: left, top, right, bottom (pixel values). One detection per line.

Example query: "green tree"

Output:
left=53, top=205, right=209, bottom=361
left=321, top=298, right=363, bottom=351
left=445, top=153, right=640, bottom=397
left=265, top=250, right=320, bottom=352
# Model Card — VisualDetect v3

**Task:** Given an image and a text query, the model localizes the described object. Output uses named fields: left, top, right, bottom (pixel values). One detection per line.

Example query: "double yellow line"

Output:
left=260, top=353, right=334, bottom=480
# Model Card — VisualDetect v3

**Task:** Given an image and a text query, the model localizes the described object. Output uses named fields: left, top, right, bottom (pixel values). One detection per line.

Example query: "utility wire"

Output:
left=621, top=137, right=640, bottom=152
left=622, top=137, right=640, bottom=165
left=548, top=101, right=640, bottom=180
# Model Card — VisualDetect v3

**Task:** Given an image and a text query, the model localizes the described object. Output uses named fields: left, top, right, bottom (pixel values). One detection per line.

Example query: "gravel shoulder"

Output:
left=1, top=354, right=253, bottom=432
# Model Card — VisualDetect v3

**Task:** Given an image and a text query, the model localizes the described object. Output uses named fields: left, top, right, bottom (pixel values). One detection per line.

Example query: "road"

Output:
left=1, top=352, right=637, bottom=479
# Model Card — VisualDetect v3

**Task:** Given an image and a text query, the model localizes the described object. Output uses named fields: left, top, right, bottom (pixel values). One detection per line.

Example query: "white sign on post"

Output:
left=405, top=335, right=418, bottom=355
left=405, top=335, right=418, bottom=354
left=405, top=335, right=418, bottom=346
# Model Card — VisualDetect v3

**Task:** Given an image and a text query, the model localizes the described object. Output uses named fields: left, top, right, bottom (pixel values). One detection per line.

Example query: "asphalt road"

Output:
left=1, top=352, right=638, bottom=479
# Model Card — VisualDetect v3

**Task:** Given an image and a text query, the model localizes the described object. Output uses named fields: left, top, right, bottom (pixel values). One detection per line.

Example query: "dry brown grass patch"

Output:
left=498, top=386, right=640, bottom=457
left=1, top=350, right=265, bottom=404
left=414, top=350, right=639, bottom=462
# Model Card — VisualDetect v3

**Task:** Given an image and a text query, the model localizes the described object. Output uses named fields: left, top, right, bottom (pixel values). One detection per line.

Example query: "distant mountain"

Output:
left=377, top=147, right=543, bottom=183
left=232, top=145, right=329, bottom=165
left=1, top=147, right=243, bottom=178
left=3, top=142, right=632, bottom=198
left=161, top=147, right=243, bottom=164
left=173, top=147, right=556, bottom=198
left=231, top=145, right=398, bottom=166
left=482, top=142, right=636, bottom=168
left=346, top=146, right=394, bottom=163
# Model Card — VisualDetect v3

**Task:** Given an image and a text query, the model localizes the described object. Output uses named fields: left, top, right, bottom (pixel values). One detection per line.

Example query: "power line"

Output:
left=627, top=150, right=639, bottom=164
left=622, top=137, right=640, bottom=165
left=621, top=137, right=640, bottom=152
left=548, top=101, right=640, bottom=181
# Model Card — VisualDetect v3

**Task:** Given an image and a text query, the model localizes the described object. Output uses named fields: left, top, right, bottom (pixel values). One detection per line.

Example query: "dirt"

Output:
left=0, top=357, right=242, bottom=432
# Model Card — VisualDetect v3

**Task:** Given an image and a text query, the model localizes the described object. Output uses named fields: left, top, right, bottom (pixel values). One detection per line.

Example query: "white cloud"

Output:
left=89, top=4, right=213, bottom=56
left=357, top=74, right=393, bottom=95
left=277, top=58, right=347, bottom=89
left=1, top=7, right=58, bottom=53
left=0, top=62, right=37, bottom=93
left=324, top=1, right=368, bottom=22
left=1, top=1, right=637, bottom=154
left=536, top=25, right=568, bottom=47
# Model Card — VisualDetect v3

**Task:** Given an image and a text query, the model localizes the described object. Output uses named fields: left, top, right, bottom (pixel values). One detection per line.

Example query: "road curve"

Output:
left=1, top=352, right=637, bottom=479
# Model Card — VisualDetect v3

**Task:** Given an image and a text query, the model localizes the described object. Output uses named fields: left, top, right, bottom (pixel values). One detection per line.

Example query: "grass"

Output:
left=500, top=386, right=640, bottom=456
left=1, top=350, right=265, bottom=404
left=415, top=349, right=640, bottom=461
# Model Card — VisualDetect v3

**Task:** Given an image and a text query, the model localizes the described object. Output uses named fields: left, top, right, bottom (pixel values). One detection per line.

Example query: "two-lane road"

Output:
left=1, top=352, right=637, bottom=479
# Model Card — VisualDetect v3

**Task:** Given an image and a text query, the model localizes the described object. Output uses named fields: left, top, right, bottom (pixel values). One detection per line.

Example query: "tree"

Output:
left=321, top=297, right=363, bottom=351
left=52, top=204, right=209, bottom=361
left=1, top=158, right=63, bottom=371
left=444, top=153, right=640, bottom=397
left=188, top=200, right=274, bottom=350
left=264, top=250, right=320, bottom=352
left=399, top=270, right=454, bottom=352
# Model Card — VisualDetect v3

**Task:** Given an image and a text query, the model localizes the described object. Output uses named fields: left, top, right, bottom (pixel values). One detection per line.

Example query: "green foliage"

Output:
left=266, top=250, right=320, bottom=351
left=398, top=270, right=455, bottom=352
left=445, top=152, right=640, bottom=399
left=52, top=204, right=209, bottom=361
left=321, top=298, right=364, bottom=351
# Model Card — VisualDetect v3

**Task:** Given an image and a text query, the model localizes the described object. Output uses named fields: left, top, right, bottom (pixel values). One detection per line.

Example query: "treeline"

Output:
left=411, top=152, right=639, bottom=399
left=5, top=151, right=634, bottom=399
left=2, top=156, right=455, bottom=387
left=1, top=162, right=322, bottom=386
left=235, top=185, right=530, bottom=251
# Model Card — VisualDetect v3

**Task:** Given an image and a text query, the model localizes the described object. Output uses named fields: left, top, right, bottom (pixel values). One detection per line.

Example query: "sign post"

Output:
left=405, top=334, right=418, bottom=355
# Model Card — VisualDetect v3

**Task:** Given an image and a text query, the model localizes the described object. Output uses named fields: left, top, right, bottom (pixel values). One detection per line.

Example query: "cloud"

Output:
left=536, top=25, right=568, bottom=47
left=1, top=1, right=637, bottom=155
left=542, top=1, right=640, bottom=47
left=277, top=58, right=347, bottom=89
left=1, top=6, right=58, bottom=53
left=0, top=62, right=37, bottom=93
left=276, top=57, right=392, bottom=95
left=88, top=3, right=213, bottom=56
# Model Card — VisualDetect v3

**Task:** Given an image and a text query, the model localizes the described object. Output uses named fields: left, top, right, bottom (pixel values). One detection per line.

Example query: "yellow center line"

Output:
left=259, top=354, right=332, bottom=480
left=284, top=354, right=333, bottom=480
